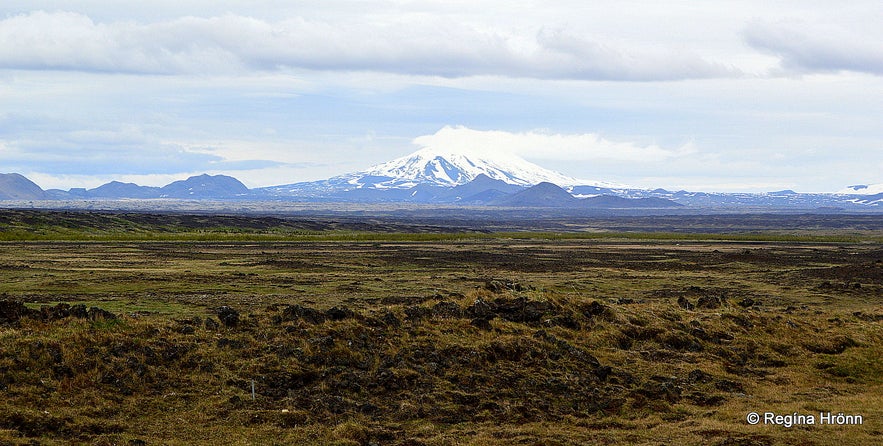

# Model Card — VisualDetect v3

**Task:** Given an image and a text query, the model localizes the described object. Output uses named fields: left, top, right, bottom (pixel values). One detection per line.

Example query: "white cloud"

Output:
left=3, top=3, right=882, bottom=194
left=412, top=126, right=696, bottom=162
left=0, top=10, right=737, bottom=80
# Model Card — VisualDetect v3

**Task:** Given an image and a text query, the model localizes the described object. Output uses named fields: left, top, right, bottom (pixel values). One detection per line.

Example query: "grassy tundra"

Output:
left=0, top=210, right=881, bottom=445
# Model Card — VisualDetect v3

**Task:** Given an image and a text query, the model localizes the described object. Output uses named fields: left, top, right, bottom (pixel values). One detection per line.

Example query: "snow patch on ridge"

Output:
left=837, top=183, right=883, bottom=195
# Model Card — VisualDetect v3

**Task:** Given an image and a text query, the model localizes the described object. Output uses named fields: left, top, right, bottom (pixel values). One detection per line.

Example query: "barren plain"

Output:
left=0, top=210, right=881, bottom=445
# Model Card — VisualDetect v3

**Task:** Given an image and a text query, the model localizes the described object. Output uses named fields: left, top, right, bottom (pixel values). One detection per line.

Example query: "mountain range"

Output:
left=1, top=148, right=881, bottom=210
left=46, top=174, right=251, bottom=200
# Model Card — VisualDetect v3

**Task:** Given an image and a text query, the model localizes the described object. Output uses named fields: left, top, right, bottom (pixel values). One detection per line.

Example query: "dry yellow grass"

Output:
left=0, top=232, right=880, bottom=445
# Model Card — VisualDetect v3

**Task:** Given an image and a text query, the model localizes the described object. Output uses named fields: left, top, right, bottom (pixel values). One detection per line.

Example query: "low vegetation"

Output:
left=0, top=210, right=880, bottom=444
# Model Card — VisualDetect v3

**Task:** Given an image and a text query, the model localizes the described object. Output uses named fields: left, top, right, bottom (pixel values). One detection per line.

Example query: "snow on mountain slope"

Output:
left=338, top=147, right=621, bottom=189
left=838, top=184, right=883, bottom=195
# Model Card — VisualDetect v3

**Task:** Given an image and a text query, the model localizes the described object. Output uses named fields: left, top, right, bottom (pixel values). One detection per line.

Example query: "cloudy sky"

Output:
left=1, top=1, right=881, bottom=192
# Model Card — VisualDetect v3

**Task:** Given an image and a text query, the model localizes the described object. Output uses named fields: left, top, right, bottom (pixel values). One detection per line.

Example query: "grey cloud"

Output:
left=744, top=21, right=883, bottom=75
left=0, top=11, right=738, bottom=81
left=533, top=28, right=739, bottom=81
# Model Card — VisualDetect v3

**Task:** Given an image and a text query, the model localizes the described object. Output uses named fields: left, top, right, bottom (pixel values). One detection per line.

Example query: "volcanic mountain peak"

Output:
left=348, top=147, right=611, bottom=188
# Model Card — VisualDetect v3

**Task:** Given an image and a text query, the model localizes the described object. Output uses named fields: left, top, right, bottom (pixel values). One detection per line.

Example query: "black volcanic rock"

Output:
left=0, top=173, right=46, bottom=200
left=216, top=306, right=240, bottom=328
left=159, top=174, right=250, bottom=199
left=489, top=182, right=578, bottom=207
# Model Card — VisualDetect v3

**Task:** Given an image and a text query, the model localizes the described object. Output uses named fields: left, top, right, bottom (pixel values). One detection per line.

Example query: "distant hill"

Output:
left=443, top=174, right=524, bottom=203
left=159, top=174, right=250, bottom=199
left=490, top=182, right=578, bottom=207
left=458, top=188, right=512, bottom=204
left=0, top=173, right=46, bottom=200
left=43, top=174, right=252, bottom=200
left=489, top=185, right=683, bottom=209
left=88, top=181, right=160, bottom=199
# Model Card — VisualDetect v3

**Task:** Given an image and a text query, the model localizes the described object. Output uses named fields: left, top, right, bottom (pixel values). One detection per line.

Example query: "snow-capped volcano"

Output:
left=257, top=146, right=629, bottom=199
left=338, top=147, right=616, bottom=189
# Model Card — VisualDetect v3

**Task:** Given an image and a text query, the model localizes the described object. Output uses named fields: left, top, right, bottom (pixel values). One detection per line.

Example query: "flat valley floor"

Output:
left=1, top=231, right=881, bottom=444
